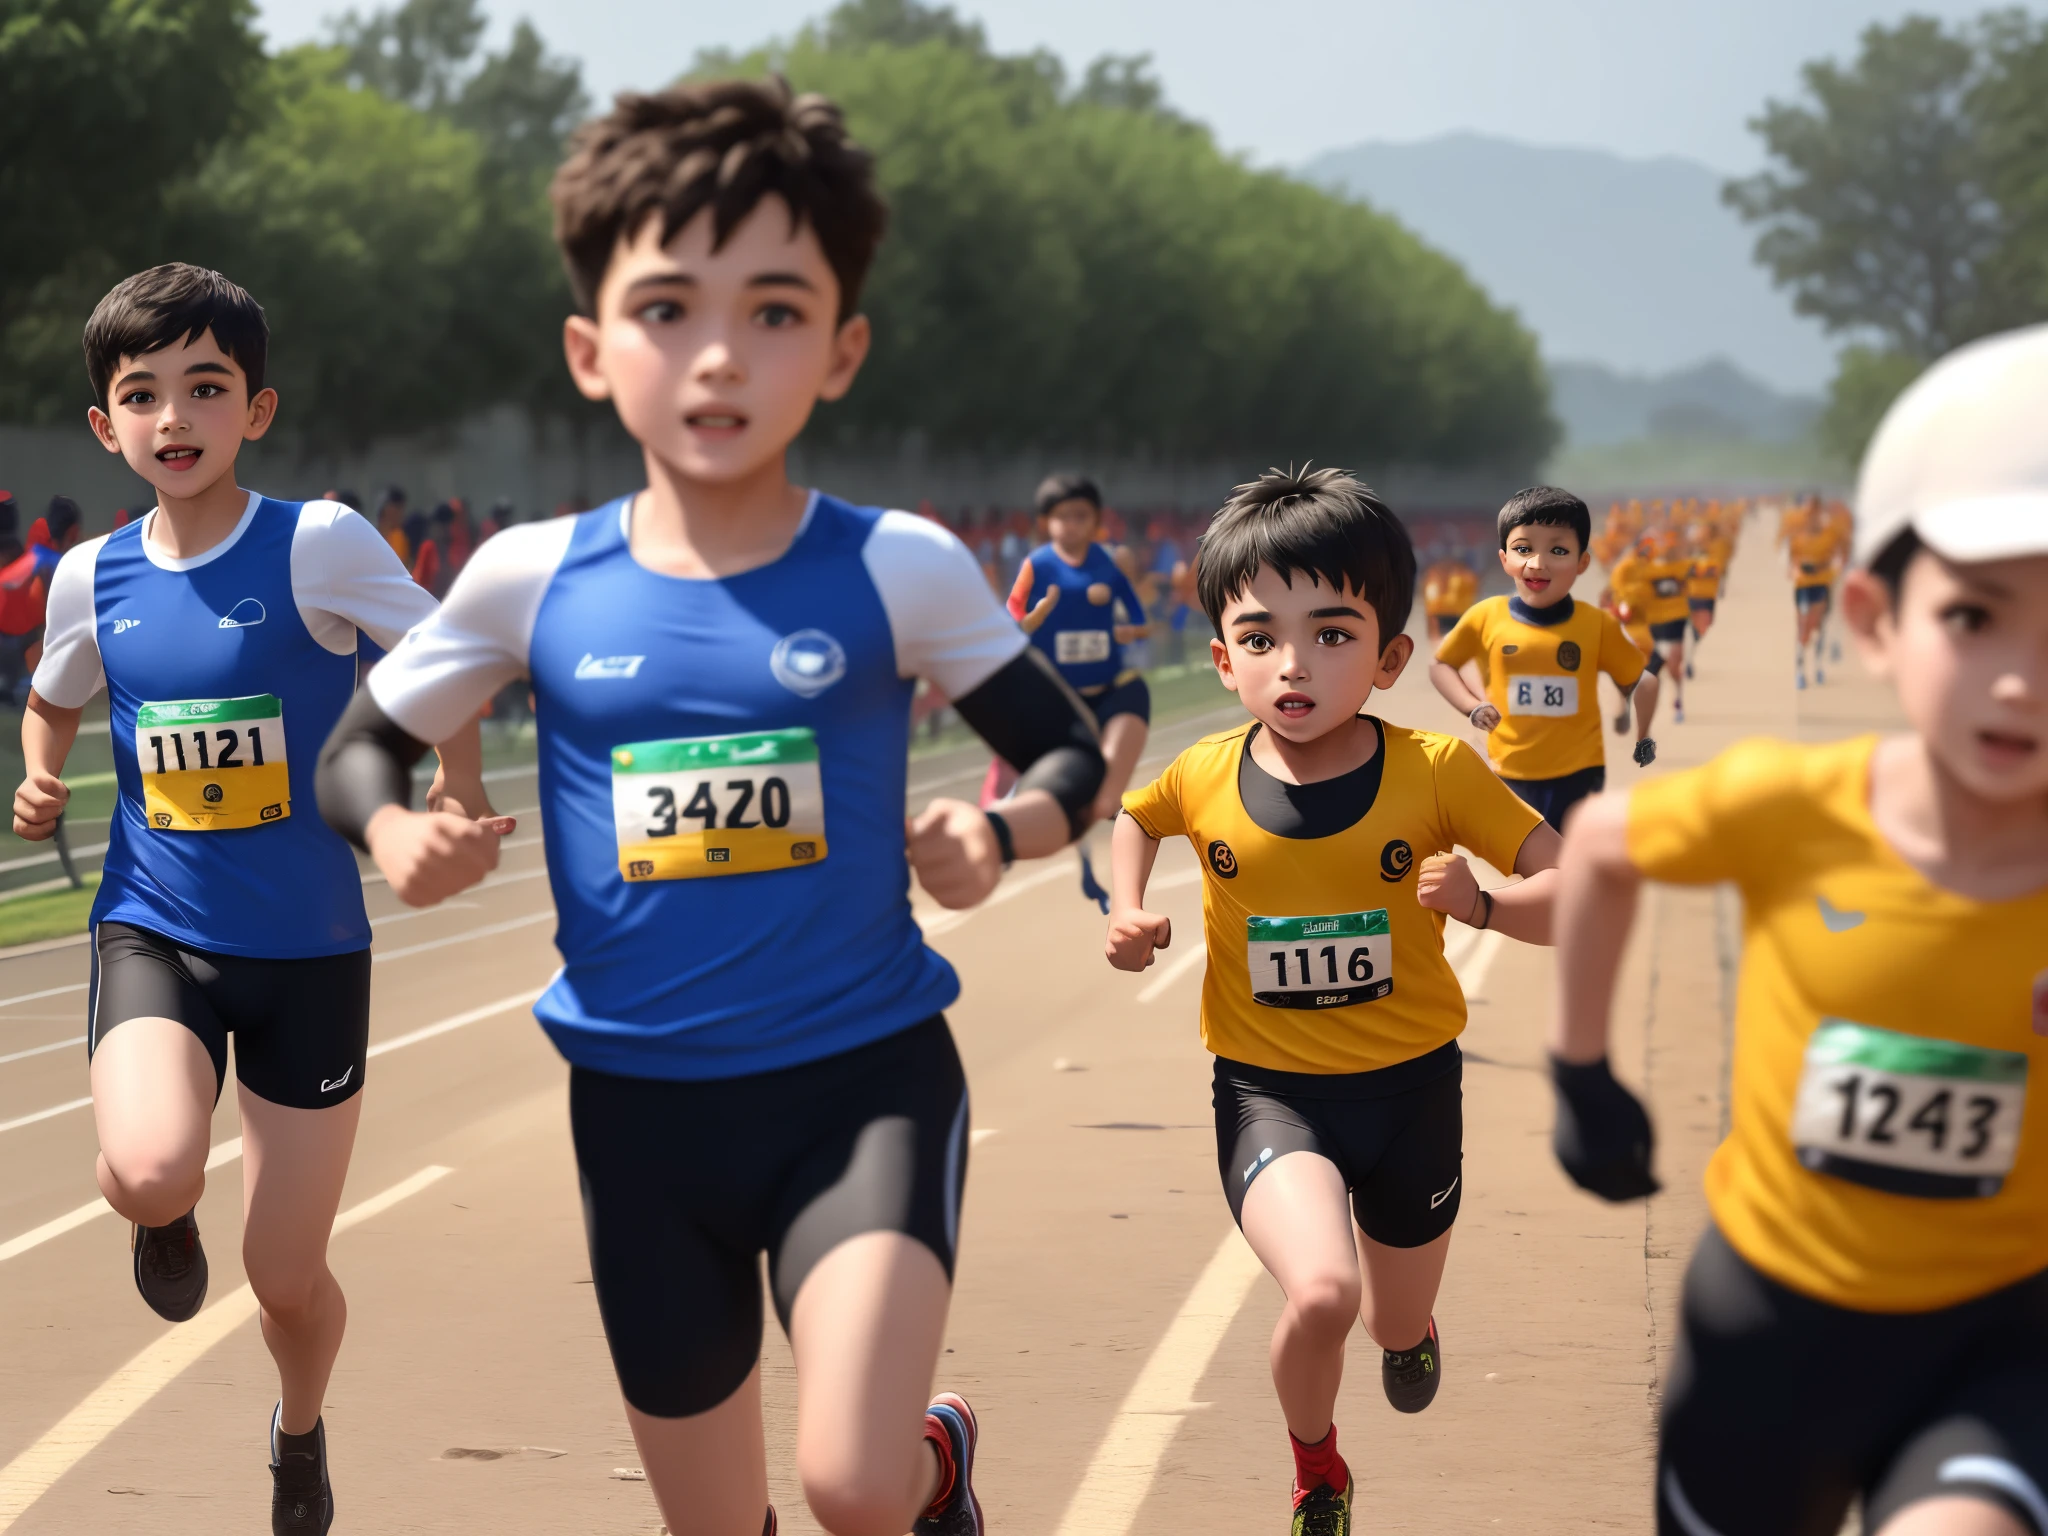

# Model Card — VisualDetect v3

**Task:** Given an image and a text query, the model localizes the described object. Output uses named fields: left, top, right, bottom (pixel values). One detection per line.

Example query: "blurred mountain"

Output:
left=1303, top=133, right=1838, bottom=392
left=1548, top=358, right=1819, bottom=448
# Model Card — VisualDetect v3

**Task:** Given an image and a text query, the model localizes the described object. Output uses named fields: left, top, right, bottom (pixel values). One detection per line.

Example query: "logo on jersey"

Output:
left=1556, top=640, right=1581, bottom=671
left=1816, top=894, right=1865, bottom=933
left=1207, top=840, right=1238, bottom=878
left=112, top=618, right=142, bottom=634
left=202, top=783, right=223, bottom=804
left=1501, top=644, right=1519, bottom=655
left=1380, top=840, right=1414, bottom=882
left=574, top=653, right=645, bottom=680
left=771, top=629, right=847, bottom=698
left=218, top=598, right=266, bottom=630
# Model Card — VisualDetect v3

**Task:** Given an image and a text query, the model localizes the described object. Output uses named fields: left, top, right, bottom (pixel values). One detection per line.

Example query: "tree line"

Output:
left=1727, top=10, right=2048, bottom=463
left=2, top=0, right=1557, bottom=473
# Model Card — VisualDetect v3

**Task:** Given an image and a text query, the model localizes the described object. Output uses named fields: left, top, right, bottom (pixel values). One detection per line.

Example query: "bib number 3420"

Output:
left=1791, top=1019, right=2027, bottom=1199
left=1246, top=910, right=1392, bottom=1010
left=134, top=695, right=289, bottom=831
left=610, top=728, right=827, bottom=881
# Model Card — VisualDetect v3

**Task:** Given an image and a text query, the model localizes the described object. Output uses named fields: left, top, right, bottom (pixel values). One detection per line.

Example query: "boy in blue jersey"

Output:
left=315, top=80, right=1107, bottom=1536
left=992, top=472, right=1151, bottom=908
left=11, top=263, right=500, bottom=1534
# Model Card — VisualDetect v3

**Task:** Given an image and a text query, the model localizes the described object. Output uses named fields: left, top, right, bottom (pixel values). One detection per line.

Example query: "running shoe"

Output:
left=1291, top=1478, right=1352, bottom=1536
left=132, top=1208, right=207, bottom=1322
left=1078, top=849, right=1111, bottom=915
left=1685, top=660, right=1695, bottom=679
left=1672, top=702, right=1685, bottom=724
left=1381, top=1317, right=1442, bottom=1413
left=269, top=1404, right=334, bottom=1534
left=1796, top=668, right=1808, bottom=690
left=1815, top=664, right=1826, bottom=685
left=914, top=1393, right=983, bottom=1536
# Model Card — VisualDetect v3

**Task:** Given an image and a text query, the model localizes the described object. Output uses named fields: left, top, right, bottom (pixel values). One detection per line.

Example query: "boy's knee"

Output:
left=244, top=1251, right=332, bottom=1323
left=103, top=1151, right=202, bottom=1227
left=1286, top=1274, right=1362, bottom=1337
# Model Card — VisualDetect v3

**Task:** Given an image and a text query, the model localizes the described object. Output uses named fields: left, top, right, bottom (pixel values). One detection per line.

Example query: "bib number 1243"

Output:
left=611, top=727, right=827, bottom=881
left=1246, top=910, right=1392, bottom=1010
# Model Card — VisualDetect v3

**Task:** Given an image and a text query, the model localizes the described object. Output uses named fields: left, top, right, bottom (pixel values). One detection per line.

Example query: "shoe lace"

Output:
left=1297, top=1485, right=1347, bottom=1536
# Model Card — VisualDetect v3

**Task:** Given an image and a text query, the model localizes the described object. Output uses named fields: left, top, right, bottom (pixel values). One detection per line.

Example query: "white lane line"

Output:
left=1456, top=928, right=1506, bottom=1001
left=0, top=1138, right=244, bottom=1267
left=0, top=1097, right=92, bottom=1136
left=0, top=984, right=88, bottom=1012
left=0, top=1036, right=83, bottom=1067
left=366, top=990, right=543, bottom=1059
left=372, top=909, right=551, bottom=964
left=1052, top=1229, right=1267, bottom=1536
left=970, top=1128, right=999, bottom=1147
left=917, top=855, right=1080, bottom=937
left=1135, top=942, right=1207, bottom=1005
left=0, top=1164, right=453, bottom=1530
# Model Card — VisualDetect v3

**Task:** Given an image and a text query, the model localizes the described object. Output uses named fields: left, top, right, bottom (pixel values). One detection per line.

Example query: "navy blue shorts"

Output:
left=1795, top=584, right=1832, bottom=612
left=1649, top=619, right=1688, bottom=643
left=1084, top=672, right=1151, bottom=727
left=1502, top=764, right=1606, bottom=833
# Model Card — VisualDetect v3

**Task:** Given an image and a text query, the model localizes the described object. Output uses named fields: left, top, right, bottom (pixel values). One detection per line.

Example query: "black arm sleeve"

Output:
left=316, top=687, right=433, bottom=850
left=950, top=648, right=1106, bottom=841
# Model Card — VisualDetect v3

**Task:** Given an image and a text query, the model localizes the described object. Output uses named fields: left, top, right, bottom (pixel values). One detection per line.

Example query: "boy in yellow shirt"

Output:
left=1104, top=467, right=1563, bottom=1536
left=1430, top=486, right=1660, bottom=831
left=1551, top=325, right=2048, bottom=1536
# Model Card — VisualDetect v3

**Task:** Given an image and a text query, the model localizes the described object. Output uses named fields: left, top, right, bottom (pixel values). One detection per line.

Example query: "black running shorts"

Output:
left=1659, top=1224, right=2048, bottom=1536
left=1649, top=618, right=1689, bottom=643
left=1502, top=764, right=1606, bottom=834
left=1083, top=672, right=1152, bottom=728
left=569, top=1014, right=971, bottom=1419
left=88, top=921, right=370, bottom=1111
left=1214, top=1043, right=1462, bottom=1249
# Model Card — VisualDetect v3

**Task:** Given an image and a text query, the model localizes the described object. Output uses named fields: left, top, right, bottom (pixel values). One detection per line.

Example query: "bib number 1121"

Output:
left=133, top=695, right=290, bottom=831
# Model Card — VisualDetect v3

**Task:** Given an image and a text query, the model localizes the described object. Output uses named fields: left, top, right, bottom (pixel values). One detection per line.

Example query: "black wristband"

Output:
left=985, top=809, right=1015, bottom=867
left=1476, top=888, right=1494, bottom=930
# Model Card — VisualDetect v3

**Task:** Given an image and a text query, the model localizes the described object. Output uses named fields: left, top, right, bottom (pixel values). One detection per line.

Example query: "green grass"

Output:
left=0, top=874, right=100, bottom=948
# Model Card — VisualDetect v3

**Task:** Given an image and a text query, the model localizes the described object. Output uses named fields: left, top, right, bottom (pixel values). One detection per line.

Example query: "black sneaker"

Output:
left=1381, top=1317, right=1442, bottom=1413
left=913, top=1393, right=983, bottom=1536
left=269, top=1405, right=335, bottom=1534
left=1291, top=1479, right=1352, bottom=1536
left=132, top=1209, right=207, bottom=1322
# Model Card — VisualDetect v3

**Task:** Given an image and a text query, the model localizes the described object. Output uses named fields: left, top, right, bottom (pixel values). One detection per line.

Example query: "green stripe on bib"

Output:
left=1247, top=910, right=1391, bottom=945
left=1807, top=1019, right=2028, bottom=1085
left=612, top=728, right=820, bottom=774
left=135, top=694, right=284, bottom=728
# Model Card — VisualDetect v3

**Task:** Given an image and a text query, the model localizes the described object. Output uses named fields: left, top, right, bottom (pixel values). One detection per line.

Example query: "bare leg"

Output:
left=90, top=1017, right=215, bottom=1226
left=1090, top=712, right=1148, bottom=825
left=239, top=1087, right=361, bottom=1434
left=1355, top=1227, right=1453, bottom=1350
left=630, top=1369, right=771, bottom=1536
left=1238, top=1152, right=1359, bottom=1443
left=1877, top=1499, right=2030, bottom=1536
left=789, top=1231, right=952, bottom=1536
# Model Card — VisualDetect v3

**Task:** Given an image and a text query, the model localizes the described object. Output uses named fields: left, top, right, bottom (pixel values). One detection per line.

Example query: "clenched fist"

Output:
left=1417, top=852, right=1484, bottom=926
left=1105, top=907, right=1172, bottom=971
left=907, top=798, right=1003, bottom=910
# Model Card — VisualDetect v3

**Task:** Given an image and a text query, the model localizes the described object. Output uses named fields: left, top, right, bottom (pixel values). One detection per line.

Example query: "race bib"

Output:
left=1055, top=628, right=1112, bottom=665
left=134, top=695, right=289, bottom=831
left=610, top=728, right=827, bottom=881
left=1791, top=1020, right=2027, bottom=1199
left=1247, top=910, right=1392, bottom=1010
left=1506, top=675, right=1578, bottom=717
left=1652, top=577, right=1683, bottom=598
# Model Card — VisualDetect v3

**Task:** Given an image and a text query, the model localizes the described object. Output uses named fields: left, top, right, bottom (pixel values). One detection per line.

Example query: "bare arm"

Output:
left=1104, top=812, right=1172, bottom=971
left=13, top=691, right=81, bottom=840
left=1428, top=659, right=1496, bottom=729
left=423, top=715, right=498, bottom=820
left=1630, top=672, right=1659, bottom=743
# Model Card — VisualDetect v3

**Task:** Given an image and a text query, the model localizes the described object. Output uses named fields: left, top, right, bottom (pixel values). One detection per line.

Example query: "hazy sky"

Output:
left=258, top=0, right=2005, bottom=170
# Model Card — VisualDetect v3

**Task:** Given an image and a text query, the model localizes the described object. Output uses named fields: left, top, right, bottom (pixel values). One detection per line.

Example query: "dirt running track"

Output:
left=0, top=516, right=1900, bottom=1534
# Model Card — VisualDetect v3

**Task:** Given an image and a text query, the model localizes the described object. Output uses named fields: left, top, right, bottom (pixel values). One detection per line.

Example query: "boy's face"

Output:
left=1044, top=497, right=1099, bottom=554
left=1210, top=566, right=1412, bottom=746
left=1845, top=551, right=2048, bottom=803
left=564, top=196, right=872, bottom=487
left=86, top=329, right=275, bottom=503
left=1498, top=521, right=1588, bottom=608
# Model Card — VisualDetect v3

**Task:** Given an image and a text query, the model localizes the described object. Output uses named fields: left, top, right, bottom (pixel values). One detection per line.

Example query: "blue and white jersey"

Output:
left=1017, top=543, right=1145, bottom=692
left=367, top=492, right=1029, bottom=1082
left=34, top=493, right=438, bottom=957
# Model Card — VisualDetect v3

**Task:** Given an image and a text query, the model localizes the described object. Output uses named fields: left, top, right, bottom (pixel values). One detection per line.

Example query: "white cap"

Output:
left=1853, top=322, right=2048, bottom=568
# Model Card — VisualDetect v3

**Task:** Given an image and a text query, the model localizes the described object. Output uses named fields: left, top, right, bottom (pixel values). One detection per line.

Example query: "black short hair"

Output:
left=1035, top=473, right=1102, bottom=518
left=1497, top=485, right=1590, bottom=552
left=44, top=496, right=82, bottom=539
left=82, top=264, right=267, bottom=412
left=552, top=76, right=887, bottom=320
left=1868, top=527, right=1923, bottom=594
left=1196, top=466, right=1415, bottom=648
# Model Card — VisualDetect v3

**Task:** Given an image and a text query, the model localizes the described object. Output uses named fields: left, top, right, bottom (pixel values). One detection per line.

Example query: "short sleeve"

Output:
left=1121, top=752, right=1188, bottom=841
left=290, top=501, right=439, bottom=654
left=1596, top=610, right=1646, bottom=687
left=862, top=511, right=1029, bottom=699
left=29, top=536, right=108, bottom=707
left=368, top=516, right=575, bottom=744
left=1434, top=736, right=1544, bottom=872
left=1434, top=605, right=1484, bottom=667
left=1627, top=738, right=1797, bottom=886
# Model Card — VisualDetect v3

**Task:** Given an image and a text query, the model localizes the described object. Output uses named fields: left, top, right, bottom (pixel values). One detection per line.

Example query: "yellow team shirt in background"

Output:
left=1422, top=561, right=1478, bottom=617
left=1789, top=529, right=1838, bottom=587
left=1640, top=554, right=1692, bottom=624
left=1686, top=556, right=1723, bottom=601
left=1435, top=594, right=1646, bottom=781
left=1629, top=736, right=2048, bottom=1312
left=1123, top=719, right=1542, bottom=1075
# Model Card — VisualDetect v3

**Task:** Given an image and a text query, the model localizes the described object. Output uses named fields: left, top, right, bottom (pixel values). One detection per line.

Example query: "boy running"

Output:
left=1682, top=520, right=1723, bottom=678
left=1428, top=486, right=1658, bottom=832
left=1419, top=549, right=1478, bottom=641
left=1550, top=323, right=2048, bottom=1536
left=314, top=80, right=1106, bottom=1536
left=1105, top=468, right=1562, bottom=1536
left=993, top=472, right=1151, bottom=910
left=11, top=263, right=497, bottom=1534
left=1787, top=495, right=1842, bottom=688
left=1637, top=525, right=1692, bottom=721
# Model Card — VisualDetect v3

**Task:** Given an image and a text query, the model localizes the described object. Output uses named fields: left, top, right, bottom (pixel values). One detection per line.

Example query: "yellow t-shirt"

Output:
left=1422, top=561, right=1478, bottom=617
left=1629, top=736, right=2048, bottom=1312
left=1685, top=556, right=1723, bottom=600
left=1435, top=594, right=1646, bottom=781
left=1640, top=554, right=1692, bottom=623
left=1789, top=529, right=1838, bottom=586
left=1123, top=719, right=1542, bottom=1075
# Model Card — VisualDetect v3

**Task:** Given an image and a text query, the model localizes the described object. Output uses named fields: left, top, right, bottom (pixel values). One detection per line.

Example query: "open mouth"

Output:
left=684, top=410, right=748, bottom=434
left=155, top=446, right=202, bottom=471
left=1275, top=691, right=1315, bottom=720
left=1978, top=729, right=2040, bottom=765
left=1523, top=575, right=1550, bottom=589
